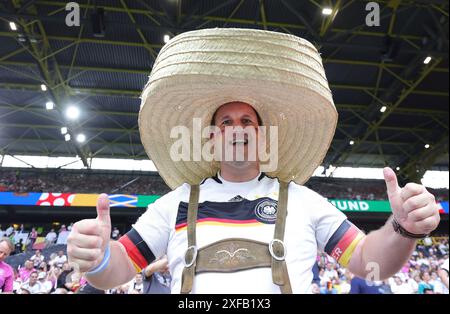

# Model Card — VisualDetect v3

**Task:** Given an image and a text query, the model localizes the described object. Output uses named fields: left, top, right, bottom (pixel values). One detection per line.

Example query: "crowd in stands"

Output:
left=1, top=169, right=448, bottom=201
left=0, top=170, right=171, bottom=195
left=0, top=224, right=170, bottom=294
left=312, top=237, right=449, bottom=294
left=1, top=221, right=448, bottom=294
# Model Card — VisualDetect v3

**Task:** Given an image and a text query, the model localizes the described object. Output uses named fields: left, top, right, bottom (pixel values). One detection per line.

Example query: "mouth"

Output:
left=231, top=138, right=249, bottom=145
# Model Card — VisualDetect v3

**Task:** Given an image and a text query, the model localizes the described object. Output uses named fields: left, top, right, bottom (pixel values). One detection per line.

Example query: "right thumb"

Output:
left=96, top=193, right=111, bottom=226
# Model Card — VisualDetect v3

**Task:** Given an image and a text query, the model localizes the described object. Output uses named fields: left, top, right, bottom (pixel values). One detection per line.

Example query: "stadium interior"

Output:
left=0, top=0, right=448, bottom=295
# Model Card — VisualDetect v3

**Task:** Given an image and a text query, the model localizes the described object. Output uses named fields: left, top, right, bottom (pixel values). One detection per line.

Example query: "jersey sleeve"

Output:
left=323, top=220, right=365, bottom=268
left=118, top=185, right=186, bottom=273
left=301, top=186, right=365, bottom=268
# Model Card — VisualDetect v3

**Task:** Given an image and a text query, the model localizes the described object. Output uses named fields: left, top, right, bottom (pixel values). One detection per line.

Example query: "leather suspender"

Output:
left=270, top=181, right=292, bottom=293
left=180, top=184, right=199, bottom=294
left=180, top=181, right=292, bottom=294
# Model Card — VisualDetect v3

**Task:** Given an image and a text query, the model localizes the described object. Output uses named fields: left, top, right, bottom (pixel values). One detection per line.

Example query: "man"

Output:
left=30, top=249, right=45, bottom=268
left=0, top=237, right=14, bottom=293
left=37, top=271, right=52, bottom=294
left=19, top=260, right=35, bottom=282
left=45, top=229, right=57, bottom=245
left=56, top=262, right=72, bottom=291
left=67, top=28, right=440, bottom=293
left=141, top=256, right=171, bottom=294
left=5, top=225, right=14, bottom=237
left=54, top=250, right=67, bottom=268
left=20, top=271, right=44, bottom=294
left=127, top=273, right=144, bottom=294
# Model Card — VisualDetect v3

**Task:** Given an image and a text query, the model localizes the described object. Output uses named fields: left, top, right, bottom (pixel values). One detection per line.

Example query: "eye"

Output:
left=242, top=118, right=252, bottom=124
left=221, top=119, right=232, bottom=126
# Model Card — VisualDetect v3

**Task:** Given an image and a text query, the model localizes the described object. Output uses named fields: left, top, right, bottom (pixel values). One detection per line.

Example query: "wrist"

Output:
left=391, top=216, right=428, bottom=239
left=86, top=245, right=111, bottom=276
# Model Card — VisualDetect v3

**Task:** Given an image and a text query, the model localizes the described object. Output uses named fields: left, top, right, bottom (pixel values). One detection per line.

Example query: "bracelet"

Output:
left=391, top=218, right=429, bottom=239
left=86, top=245, right=111, bottom=276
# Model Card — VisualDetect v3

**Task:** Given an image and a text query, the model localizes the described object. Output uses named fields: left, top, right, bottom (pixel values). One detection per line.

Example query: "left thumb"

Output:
left=384, top=167, right=400, bottom=199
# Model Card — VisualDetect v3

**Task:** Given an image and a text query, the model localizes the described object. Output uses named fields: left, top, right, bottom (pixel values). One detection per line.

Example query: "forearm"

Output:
left=348, top=216, right=416, bottom=280
left=85, top=241, right=136, bottom=290
left=144, top=264, right=155, bottom=278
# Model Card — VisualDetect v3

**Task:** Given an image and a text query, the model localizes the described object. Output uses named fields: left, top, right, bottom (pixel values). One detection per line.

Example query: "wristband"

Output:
left=86, top=245, right=110, bottom=276
left=392, top=218, right=429, bottom=239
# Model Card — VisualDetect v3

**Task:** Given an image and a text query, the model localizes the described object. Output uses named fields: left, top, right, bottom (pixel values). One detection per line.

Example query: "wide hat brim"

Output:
left=139, top=28, right=338, bottom=190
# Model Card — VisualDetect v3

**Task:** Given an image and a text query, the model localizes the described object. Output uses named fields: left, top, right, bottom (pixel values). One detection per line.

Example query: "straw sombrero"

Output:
left=139, top=28, right=337, bottom=190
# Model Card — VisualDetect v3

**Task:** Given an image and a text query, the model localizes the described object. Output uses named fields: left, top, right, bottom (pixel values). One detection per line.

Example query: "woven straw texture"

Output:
left=139, top=28, right=338, bottom=190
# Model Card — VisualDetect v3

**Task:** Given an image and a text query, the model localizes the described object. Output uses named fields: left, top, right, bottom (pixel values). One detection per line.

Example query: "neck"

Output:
left=219, top=161, right=260, bottom=182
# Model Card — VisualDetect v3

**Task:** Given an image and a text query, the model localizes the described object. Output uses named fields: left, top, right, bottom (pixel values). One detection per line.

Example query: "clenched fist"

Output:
left=67, top=194, right=111, bottom=273
left=384, top=167, right=440, bottom=235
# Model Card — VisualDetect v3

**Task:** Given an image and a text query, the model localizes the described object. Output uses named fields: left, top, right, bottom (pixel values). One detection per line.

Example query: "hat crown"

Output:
left=139, top=28, right=337, bottom=190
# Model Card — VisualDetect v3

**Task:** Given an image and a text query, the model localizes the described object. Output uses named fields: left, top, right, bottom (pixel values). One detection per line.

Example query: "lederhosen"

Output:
left=180, top=181, right=292, bottom=294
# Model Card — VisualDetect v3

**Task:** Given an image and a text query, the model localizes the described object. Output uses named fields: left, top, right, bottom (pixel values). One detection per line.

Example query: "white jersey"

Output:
left=119, top=173, right=363, bottom=294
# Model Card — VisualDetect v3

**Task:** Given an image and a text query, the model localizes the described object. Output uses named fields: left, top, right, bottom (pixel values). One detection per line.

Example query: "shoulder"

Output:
left=150, top=183, right=190, bottom=207
left=287, top=181, right=327, bottom=201
left=2, top=263, right=14, bottom=275
left=287, top=181, right=338, bottom=213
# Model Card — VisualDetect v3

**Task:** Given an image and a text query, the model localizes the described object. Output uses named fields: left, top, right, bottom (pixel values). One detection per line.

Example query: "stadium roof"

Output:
left=0, top=0, right=448, bottom=184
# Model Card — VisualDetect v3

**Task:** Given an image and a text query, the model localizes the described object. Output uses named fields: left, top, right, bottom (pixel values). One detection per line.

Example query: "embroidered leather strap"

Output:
left=271, top=181, right=292, bottom=294
left=180, top=184, right=199, bottom=294
left=180, top=181, right=292, bottom=294
left=195, top=238, right=271, bottom=273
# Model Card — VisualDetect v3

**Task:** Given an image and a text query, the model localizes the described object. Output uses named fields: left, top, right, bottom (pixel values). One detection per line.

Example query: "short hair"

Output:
left=0, top=237, right=14, bottom=253
left=210, top=102, right=263, bottom=126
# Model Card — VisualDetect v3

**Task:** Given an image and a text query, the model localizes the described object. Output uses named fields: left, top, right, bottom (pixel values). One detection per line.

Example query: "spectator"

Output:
left=28, top=228, right=38, bottom=251
left=409, top=274, right=420, bottom=294
left=56, top=262, right=72, bottom=291
left=14, top=239, right=24, bottom=255
left=141, top=256, right=171, bottom=294
left=418, top=271, right=434, bottom=294
left=30, top=249, right=45, bottom=268
left=0, top=237, right=15, bottom=293
left=430, top=271, right=448, bottom=294
left=48, top=253, right=58, bottom=268
left=350, top=277, right=384, bottom=294
left=128, top=273, right=144, bottom=294
left=111, top=227, right=120, bottom=240
left=54, top=250, right=67, bottom=268
left=20, top=271, right=44, bottom=294
left=390, top=276, right=413, bottom=294
left=65, top=271, right=83, bottom=293
left=56, top=225, right=70, bottom=245
left=438, top=258, right=449, bottom=290
left=45, top=229, right=57, bottom=245
left=37, top=261, right=48, bottom=273
left=322, top=262, right=339, bottom=282
left=37, top=272, right=52, bottom=294
left=47, top=266, right=61, bottom=292
left=5, top=225, right=14, bottom=237
left=19, top=260, right=35, bottom=282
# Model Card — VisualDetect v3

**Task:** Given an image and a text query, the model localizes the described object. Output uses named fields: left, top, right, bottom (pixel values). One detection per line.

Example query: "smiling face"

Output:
left=0, top=240, right=12, bottom=262
left=211, top=102, right=262, bottom=165
left=29, top=272, right=38, bottom=285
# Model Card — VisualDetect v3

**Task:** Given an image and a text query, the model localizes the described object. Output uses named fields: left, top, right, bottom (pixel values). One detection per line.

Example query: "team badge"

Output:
left=254, top=199, right=278, bottom=224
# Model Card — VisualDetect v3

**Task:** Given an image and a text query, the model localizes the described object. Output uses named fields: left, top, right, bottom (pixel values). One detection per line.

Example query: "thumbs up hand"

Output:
left=383, top=167, right=440, bottom=236
left=67, top=194, right=112, bottom=273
